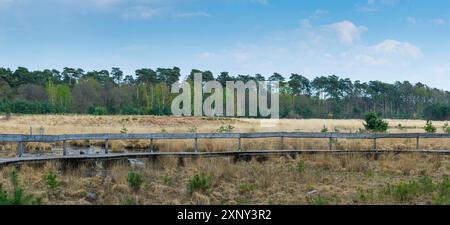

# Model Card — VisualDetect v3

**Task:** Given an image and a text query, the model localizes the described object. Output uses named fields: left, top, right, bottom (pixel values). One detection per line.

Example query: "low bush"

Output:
left=127, top=171, right=144, bottom=192
left=187, top=173, right=212, bottom=195
left=363, top=112, right=388, bottom=132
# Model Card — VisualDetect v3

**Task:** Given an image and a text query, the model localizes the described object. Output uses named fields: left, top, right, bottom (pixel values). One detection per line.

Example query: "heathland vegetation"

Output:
left=1, top=67, right=450, bottom=120
left=2, top=154, right=450, bottom=205
left=1, top=116, right=450, bottom=205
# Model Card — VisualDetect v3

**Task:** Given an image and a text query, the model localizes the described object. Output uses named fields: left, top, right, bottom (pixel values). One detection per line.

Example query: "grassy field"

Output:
left=1, top=115, right=446, bottom=135
left=1, top=115, right=450, bottom=205
left=1, top=154, right=450, bottom=205
left=1, top=115, right=450, bottom=156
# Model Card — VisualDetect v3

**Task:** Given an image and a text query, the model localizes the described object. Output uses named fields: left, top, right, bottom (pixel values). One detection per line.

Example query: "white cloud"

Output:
left=373, top=39, right=423, bottom=59
left=176, top=11, right=211, bottom=18
left=190, top=19, right=426, bottom=88
left=122, top=6, right=167, bottom=20
left=430, top=18, right=447, bottom=25
left=327, top=20, right=366, bottom=44
left=355, top=0, right=398, bottom=13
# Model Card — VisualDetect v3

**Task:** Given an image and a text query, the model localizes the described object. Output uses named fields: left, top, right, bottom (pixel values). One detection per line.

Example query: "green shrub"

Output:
left=321, top=126, right=328, bottom=133
left=424, top=120, right=437, bottom=133
left=188, top=126, right=198, bottom=133
left=443, top=122, right=450, bottom=133
left=120, top=126, right=128, bottom=134
left=387, top=181, right=420, bottom=202
left=43, top=171, right=59, bottom=191
left=120, top=196, right=137, bottom=205
left=0, top=171, right=40, bottom=205
left=127, top=171, right=143, bottom=191
left=239, top=183, right=256, bottom=193
left=433, top=176, right=450, bottom=205
left=297, top=160, right=305, bottom=173
left=385, top=175, right=438, bottom=203
left=187, top=173, right=212, bottom=194
left=216, top=125, right=235, bottom=133
left=307, top=195, right=329, bottom=205
left=163, top=174, right=173, bottom=186
left=363, top=112, right=389, bottom=132
left=88, top=106, right=107, bottom=115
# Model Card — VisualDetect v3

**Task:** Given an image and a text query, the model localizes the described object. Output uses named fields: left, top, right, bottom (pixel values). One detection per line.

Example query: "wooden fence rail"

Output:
left=1, top=132, right=450, bottom=158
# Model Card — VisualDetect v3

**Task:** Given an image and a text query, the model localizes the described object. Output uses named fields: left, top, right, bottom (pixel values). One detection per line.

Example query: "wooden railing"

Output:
left=1, top=132, right=450, bottom=157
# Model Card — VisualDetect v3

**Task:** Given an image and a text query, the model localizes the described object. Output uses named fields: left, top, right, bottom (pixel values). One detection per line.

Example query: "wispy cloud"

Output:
left=355, top=0, right=398, bottom=13
left=327, top=20, right=366, bottom=44
left=121, top=6, right=168, bottom=20
left=175, top=11, right=211, bottom=18
left=193, top=19, right=423, bottom=85
left=430, top=18, right=447, bottom=25
left=406, top=16, right=448, bottom=26
left=373, top=39, right=423, bottom=59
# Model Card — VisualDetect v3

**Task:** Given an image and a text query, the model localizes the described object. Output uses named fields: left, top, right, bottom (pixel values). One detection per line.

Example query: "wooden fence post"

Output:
left=373, top=138, right=377, bottom=150
left=194, top=134, right=198, bottom=153
left=63, top=140, right=67, bottom=156
left=280, top=135, right=284, bottom=150
left=17, top=142, right=24, bottom=157
left=105, top=139, right=109, bottom=154
left=329, top=137, right=333, bottom=150
left=416, top=136, right=420, bottom=150
left=237, top=136, right=242, bottom=152
left=149, top=138, right=154, bottom=153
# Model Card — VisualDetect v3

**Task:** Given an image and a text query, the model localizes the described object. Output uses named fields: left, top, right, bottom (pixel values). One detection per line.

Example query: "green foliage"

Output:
left=163, top=174, right=173, bottom=186
left=387, top=180, right=421, bottom=202
left=0, top=100, right=63, bottom=114
left=320, top=126, right=328, bottom=133
left=43, top=171, right=60, bottom=191
left=188, top=126, right=198, bottom=133
left=2, top=66, right=450, bottom=120
left=127, top=171, right=144, bottom=192
left=424, top=120, right=437, bottom=133
left=120, top=196, right=137, bottom=205
left=88, top=106, right=107, bottom=115
left=443, top=122, right=450, bottom=133
left=307, top=195, right=329, bottom=205
left=216, top=124, right=235, bottom=133
left=297, top=160, right=306, bottom=173
left=239, top=183, right=256, bottom=193
left=363, top=112, right=389, bottom=132
left=120, top=125, right=128, bottom=134
left=424, top=103, right=450, bottom=121
left=0, top=171, right=40, bottom=205
left=384, top=176, right=450, bottom=204
left=187, top=173, right=212, bottom=195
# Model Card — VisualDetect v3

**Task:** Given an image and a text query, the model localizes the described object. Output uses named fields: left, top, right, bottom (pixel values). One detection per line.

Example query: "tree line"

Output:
left=0, top=66, right=449, bottom=120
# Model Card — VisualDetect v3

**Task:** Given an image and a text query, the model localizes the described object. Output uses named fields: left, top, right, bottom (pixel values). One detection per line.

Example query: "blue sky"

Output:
left=1, top=0, right=450, bottom=89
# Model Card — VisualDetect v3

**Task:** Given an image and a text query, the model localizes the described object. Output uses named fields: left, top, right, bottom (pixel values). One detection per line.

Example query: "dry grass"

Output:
left=1, top=153, right=450, bottom=205
left=1, top=115, right=448, bottom=135
left=2, top=115, right=450, bottom=205
left=1, top=115, right=450, bottom=154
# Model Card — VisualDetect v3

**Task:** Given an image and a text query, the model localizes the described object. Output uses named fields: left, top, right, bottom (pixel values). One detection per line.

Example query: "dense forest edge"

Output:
left=0, top=66, right=449, bottom=120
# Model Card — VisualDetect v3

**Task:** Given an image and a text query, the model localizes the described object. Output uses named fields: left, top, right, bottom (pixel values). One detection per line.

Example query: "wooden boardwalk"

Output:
left=1, top=131, right=450, bottom=165
left=2, top=149, right=450, bottom=166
